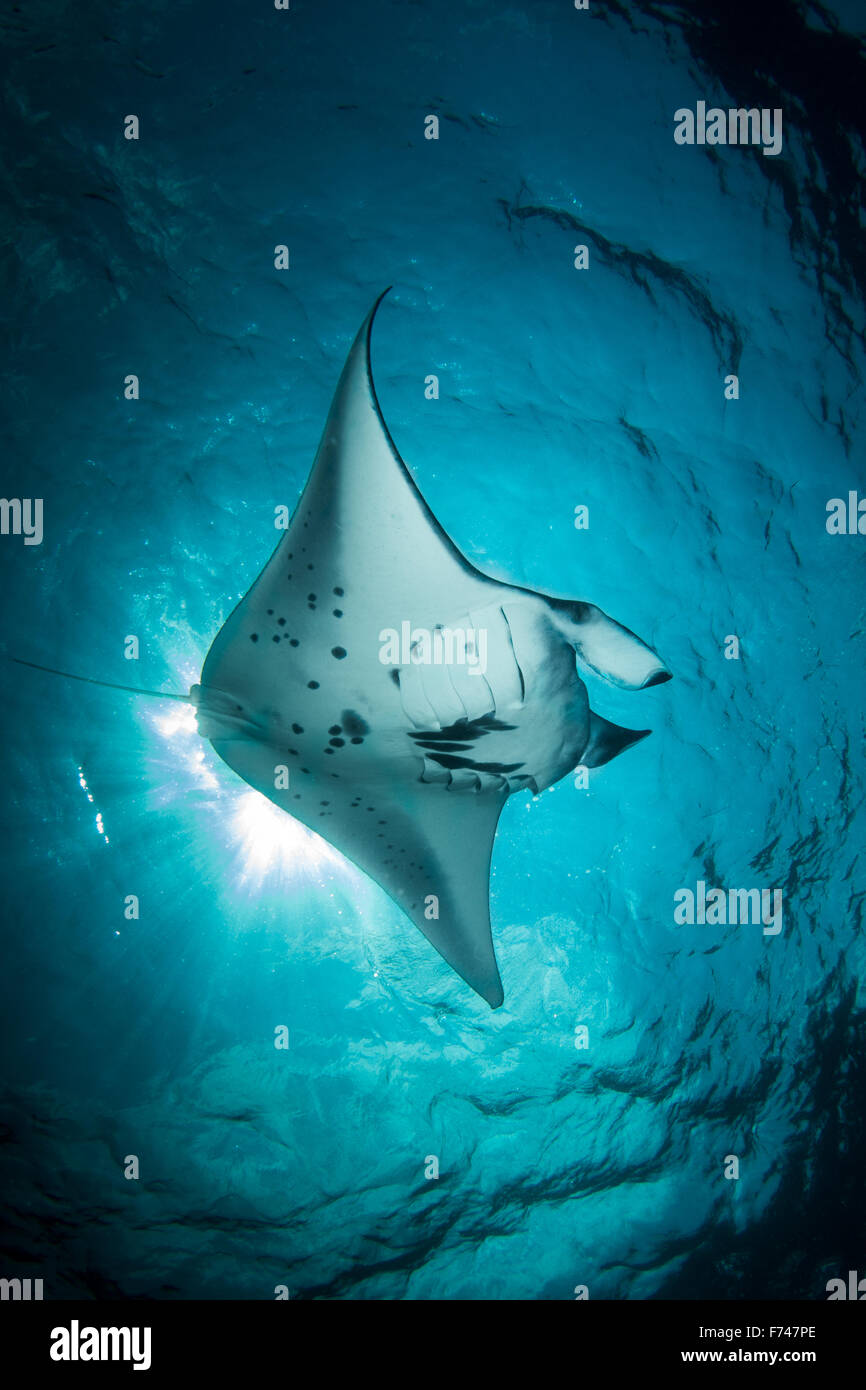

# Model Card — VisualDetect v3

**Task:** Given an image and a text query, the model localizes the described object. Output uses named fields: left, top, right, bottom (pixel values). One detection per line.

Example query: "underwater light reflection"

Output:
left=148, top=696, right=353, bottom=890
left=231, top=789, right=350, bottom=886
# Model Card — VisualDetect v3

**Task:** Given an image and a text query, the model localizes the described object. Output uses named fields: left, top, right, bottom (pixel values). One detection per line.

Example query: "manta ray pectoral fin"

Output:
left=581, top=712, right=651, bottom=768
left=403, top=786, right=507, bottom=1007
left=205, top=731, right=507, bottom=1008
left=550, top=600, right=671, bottom=690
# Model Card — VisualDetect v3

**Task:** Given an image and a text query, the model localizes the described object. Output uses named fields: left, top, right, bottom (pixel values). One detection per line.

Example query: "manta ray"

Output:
left=16, top=290, right=671, bottom=1008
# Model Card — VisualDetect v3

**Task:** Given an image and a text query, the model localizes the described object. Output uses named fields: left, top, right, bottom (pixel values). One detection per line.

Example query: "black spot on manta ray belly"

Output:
left=341, top=710, right=369, bottom=737
left=331, top=647, right=347, bottom=659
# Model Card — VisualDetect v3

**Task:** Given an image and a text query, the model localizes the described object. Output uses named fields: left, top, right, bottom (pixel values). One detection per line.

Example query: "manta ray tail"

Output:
left=9, top=657, right=189, bottom=702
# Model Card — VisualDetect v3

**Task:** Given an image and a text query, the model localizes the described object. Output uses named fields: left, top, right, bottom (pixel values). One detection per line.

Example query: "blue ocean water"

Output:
left=1, top=0, right=864, bottom=1300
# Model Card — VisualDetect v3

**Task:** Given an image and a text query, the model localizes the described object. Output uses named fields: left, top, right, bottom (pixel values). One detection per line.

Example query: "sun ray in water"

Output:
left=146, top=684, right=362, bottom=899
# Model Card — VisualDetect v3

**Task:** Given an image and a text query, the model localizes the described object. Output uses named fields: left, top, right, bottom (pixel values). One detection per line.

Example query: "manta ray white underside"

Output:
left=190, top=290, right=672, bottom=1007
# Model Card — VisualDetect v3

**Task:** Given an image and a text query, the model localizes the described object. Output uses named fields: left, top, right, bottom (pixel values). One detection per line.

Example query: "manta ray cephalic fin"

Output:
left=548, top=599, right=671, bottom=691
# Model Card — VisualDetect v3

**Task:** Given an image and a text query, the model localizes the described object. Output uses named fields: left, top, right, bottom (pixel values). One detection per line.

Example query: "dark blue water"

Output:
left=1, top=0, right=864, bottom=1300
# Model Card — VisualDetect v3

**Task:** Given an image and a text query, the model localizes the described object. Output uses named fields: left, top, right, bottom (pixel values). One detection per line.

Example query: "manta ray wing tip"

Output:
left=362, top=287, right=394, bottom=348
left=371, top=285, right=393, bottom=313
